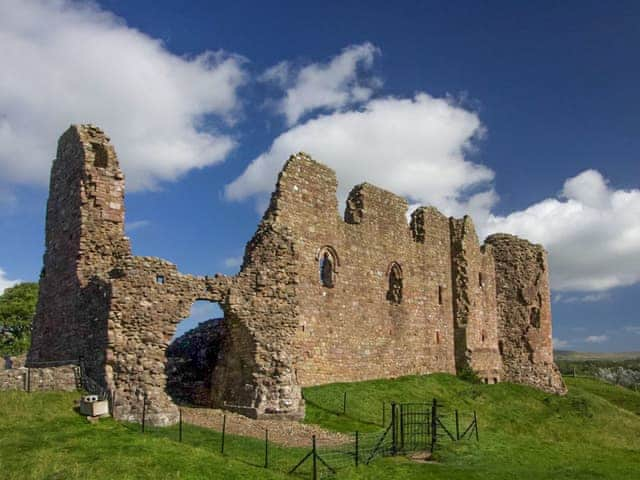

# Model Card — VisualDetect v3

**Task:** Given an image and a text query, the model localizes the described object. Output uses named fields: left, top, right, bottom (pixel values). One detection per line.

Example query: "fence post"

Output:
left=312, top=435, right=317, bottom=480
left=474, top=410, right=479, bottom=441
left=355, top=431, right=359, bottom=467
left=179, top=408, right=183, bottom=442
left=221, top=414, right=226, bottom=454
left=455, top=409, right=460, bottom=440
left=343, top=391, right=347, bottom=415
left=109, top=389, right=116, bottom=416
left=430, top=398, right=437, bottom=453
left=399, top=403, right=405, bottom=452
left=391, top=402, right=397, bottom=455
left=141, top=395, right=147, bottom=433
left=264, top=428, right=269, bottom=468
left=79, top=355, right=85, bottom=387
left=382, top=401, right=386, bottom=427
left=26, top=367, right=31, bottom=393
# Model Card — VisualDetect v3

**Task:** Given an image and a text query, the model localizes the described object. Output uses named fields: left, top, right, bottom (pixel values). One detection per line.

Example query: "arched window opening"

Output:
left=481, top=329, right=486, bottom=343
left=435, top=330, right=441, bottom=345
left=478, top=272, right=484, bottom=287
left=317, top=246, right=339, bottom=288
left=387, top=262, right=403, bottom=305
left=438, top=285, right=443, bottom=305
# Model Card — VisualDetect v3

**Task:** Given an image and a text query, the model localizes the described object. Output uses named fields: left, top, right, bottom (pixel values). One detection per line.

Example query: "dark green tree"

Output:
left=0, top=282, right=38, bottom=356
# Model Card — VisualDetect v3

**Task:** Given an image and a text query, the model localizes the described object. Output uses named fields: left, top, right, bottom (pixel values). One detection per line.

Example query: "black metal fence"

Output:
left=388, top=399, right=478, bottom=455
left=285, top=399, right=479, bottom=478
left=22, top=363, right=481, bottom=479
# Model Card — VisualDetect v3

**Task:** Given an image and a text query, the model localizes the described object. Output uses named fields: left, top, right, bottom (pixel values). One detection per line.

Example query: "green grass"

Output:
left=1, top=374, right=640, bottom=479
left=565, top=377, right=640, bottom=415
left=0, top=391, right=298, bottom=480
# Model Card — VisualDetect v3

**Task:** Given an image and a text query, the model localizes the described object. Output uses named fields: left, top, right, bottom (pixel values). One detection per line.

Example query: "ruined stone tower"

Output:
left=28, top=125, right=565, bottom=426
left=29, top=125, right=129, bottom=382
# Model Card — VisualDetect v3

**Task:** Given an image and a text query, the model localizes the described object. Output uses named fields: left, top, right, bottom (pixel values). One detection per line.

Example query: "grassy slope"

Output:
left=304, top=374, right=640, bottom=479
left=1, top=374, right=639, bottom=479
left=0, top=391, right=294, bottom=480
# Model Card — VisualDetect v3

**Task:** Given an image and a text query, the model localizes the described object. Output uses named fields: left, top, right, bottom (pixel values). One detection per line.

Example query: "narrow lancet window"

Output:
left=320, top=252, right=335, bottom=288
left=387, top=262, right=403, bottom=305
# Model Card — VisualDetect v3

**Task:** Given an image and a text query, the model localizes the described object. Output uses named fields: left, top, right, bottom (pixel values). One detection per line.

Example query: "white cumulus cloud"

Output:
left=552, top=338, right=570, bottom=348
left=262, top=42, right=381, bottom=125
left=584, top=335, right=609, bottom=344
left=226, top=93, right=492, bottom=215
left=0, top=0, right=247, bottom=192
left=0, top=268, right=20, bottom=295
left=484, top=170, right=640, bottom=292
left=624, top=325, right=640, bottom=335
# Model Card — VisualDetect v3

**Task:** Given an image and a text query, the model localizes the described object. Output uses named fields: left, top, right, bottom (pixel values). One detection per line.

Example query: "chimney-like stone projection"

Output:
left=28, top=125, right=565, bottom=426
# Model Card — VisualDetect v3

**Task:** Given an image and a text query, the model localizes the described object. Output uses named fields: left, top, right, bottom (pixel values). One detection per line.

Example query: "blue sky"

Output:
left=0, top=0, right=639, bottom=350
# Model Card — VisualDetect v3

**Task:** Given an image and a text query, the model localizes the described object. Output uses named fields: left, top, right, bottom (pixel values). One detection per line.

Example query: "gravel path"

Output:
left=182, top=407, right=351, bottom=447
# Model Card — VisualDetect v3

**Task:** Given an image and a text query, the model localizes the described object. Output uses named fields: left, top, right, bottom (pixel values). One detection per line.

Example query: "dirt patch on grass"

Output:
left=182, top=407, right=351, bottom=447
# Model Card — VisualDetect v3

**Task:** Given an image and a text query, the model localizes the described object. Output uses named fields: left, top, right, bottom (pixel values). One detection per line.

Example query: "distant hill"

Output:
left=555, top=350, right=640, bottom=361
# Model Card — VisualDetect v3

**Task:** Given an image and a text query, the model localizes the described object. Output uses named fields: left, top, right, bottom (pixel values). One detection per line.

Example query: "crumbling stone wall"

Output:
left=485, top=234, right=566, bottom=393
left=450, top=217, right=503, bottom=382
left=267, top=155, right=457, bottom=389
left=211, top=216, right=303, bottom=419
left=25, top=125, right=565, bottom=426
left=106, top=258, right=229, bottom=425
left=1, top=356, right=77, bottom=391
left=28, top=125, right=128, bottom=384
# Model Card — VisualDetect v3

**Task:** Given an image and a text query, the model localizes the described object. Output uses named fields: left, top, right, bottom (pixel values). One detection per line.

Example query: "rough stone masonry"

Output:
left=26, top=125, right=565, bottom=426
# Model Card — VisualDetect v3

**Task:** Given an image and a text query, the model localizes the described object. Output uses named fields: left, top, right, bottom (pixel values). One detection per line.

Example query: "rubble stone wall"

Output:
left=450, top=217, right=503, bottom=382
left=24, top=125, right=565, bottom=426
left=1, top=356, right=77, bottom=391
left=28, top=125, right=129, bottom=385
left=485, top=234, right=566, bottom=393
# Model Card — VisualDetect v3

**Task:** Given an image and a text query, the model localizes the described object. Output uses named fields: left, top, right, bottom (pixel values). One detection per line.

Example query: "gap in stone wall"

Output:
left=165, top=301, right=225, bottom=407
left=173, top=301, right=223, bottom=340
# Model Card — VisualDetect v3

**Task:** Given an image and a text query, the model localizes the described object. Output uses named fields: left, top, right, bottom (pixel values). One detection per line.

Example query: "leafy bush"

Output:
left=0, top=282, right=38, bottom=356
left=457, top=364, right=482, bottom=384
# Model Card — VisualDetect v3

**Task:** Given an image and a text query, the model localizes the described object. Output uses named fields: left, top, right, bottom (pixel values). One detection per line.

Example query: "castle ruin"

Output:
left=27, top=125, right=566, bottom=425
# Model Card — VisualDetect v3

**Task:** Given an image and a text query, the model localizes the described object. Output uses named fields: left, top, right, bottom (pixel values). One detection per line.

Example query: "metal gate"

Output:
left=396, top=403, right=432, bottom=452
left=387, top=399, right=478, bottom=455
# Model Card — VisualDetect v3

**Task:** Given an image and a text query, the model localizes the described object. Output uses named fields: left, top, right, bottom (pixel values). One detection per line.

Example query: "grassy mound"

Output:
left=1, top=374, right=639, bottom=479
left=304, top=374, right=640, bottom=479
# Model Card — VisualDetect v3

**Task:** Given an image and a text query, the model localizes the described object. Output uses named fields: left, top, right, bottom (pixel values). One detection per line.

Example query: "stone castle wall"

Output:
left=29, top=125, right=128, bottom=384
left=26, top=125, right=565, bottom=425
left=267, top=155, right=457, bottom=387
left=486, top=234, right=565, bottom=393
left=450, top=216, right=502, bottom=382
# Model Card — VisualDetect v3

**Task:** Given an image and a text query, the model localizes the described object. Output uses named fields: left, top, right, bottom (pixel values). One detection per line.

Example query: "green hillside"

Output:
left=1, top=373, right=639, bottom=479
left=554, top=350, right=640, bottom=361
